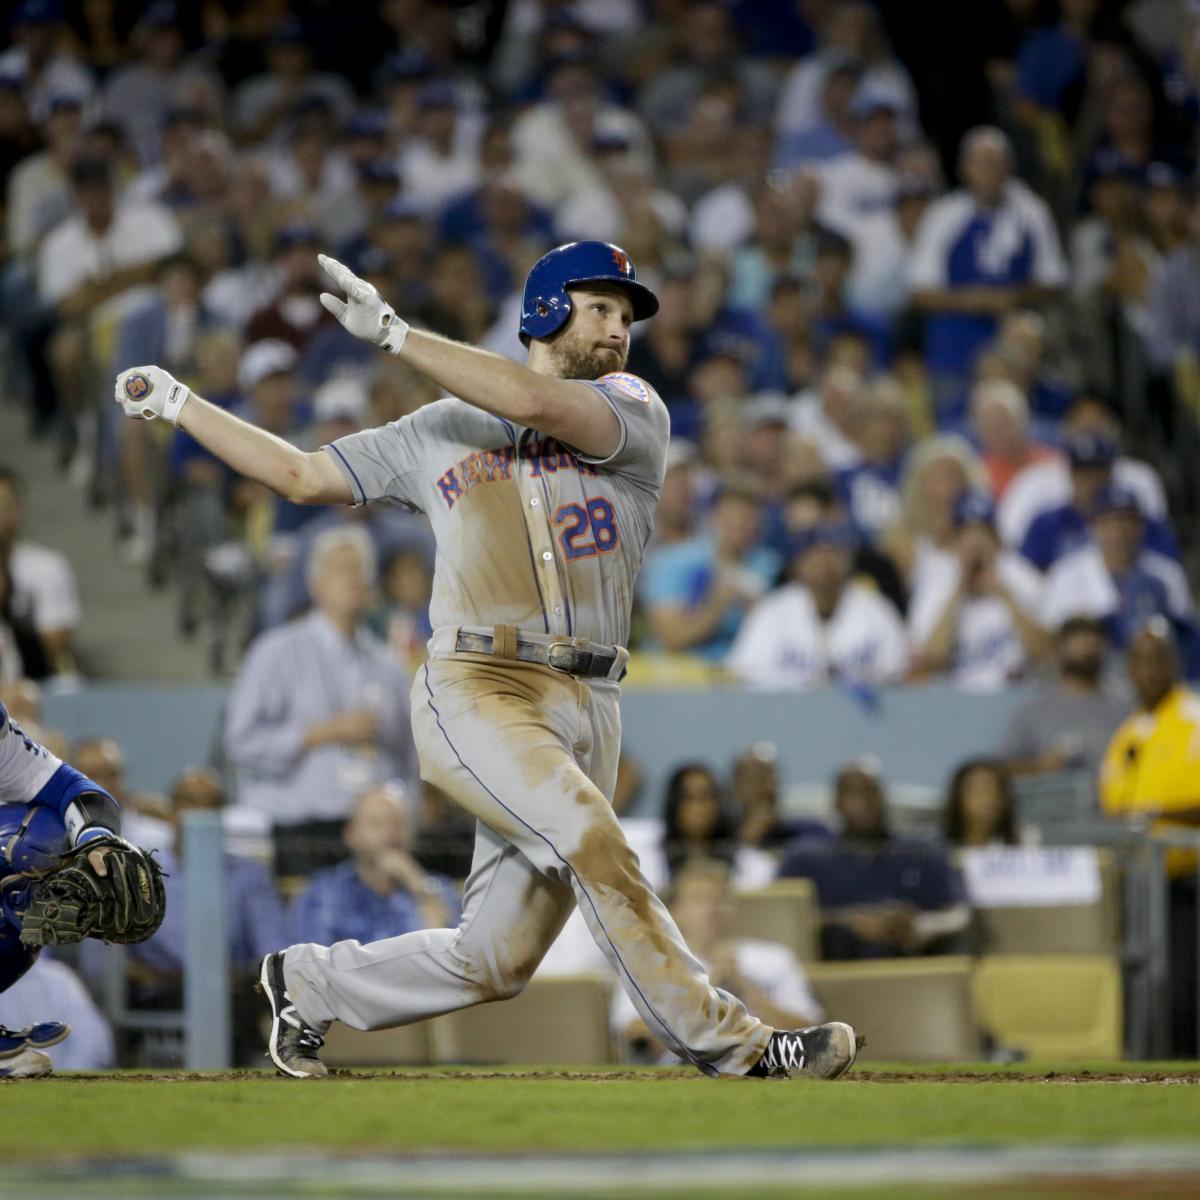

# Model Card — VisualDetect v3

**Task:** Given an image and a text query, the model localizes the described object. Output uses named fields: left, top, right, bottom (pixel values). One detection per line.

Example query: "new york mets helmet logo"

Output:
left=611, top=247, right=632, bottom=275
left=124, top=372, right=152, bottom=401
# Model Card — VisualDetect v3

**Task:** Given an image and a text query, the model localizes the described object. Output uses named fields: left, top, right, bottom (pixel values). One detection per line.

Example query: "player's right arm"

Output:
left=113, top=365, right=351, bottom=505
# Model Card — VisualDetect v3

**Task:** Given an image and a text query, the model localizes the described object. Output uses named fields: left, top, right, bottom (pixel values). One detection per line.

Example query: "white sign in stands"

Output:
left=960, top=846, right=1102, bottom=908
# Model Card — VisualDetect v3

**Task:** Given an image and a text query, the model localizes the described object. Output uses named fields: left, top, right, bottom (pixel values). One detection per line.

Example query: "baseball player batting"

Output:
left=113, top=241, right=857, bottom=1080
left=0, top=701, right=165, bottom=1076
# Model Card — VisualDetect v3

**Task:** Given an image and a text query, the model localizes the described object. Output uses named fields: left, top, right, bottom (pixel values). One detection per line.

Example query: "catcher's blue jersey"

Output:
left=0, top=701, right=120, bottom=990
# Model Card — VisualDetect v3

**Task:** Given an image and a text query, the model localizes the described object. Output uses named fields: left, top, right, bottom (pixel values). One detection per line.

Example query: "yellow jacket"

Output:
left=1100, top=686, right=1200, bottom=876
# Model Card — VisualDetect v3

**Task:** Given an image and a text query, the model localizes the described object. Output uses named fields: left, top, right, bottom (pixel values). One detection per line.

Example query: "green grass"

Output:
left=6, top=1064, right=1200, bottom=1158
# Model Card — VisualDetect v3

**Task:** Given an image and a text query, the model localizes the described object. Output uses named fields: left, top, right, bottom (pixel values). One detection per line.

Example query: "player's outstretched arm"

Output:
left=318, top=255, right=621, bottom=459
left=113, top=365, right=352, bottom=505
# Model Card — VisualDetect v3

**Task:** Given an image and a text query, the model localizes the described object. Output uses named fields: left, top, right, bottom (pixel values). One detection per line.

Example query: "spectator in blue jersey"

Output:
left=288, top=783, right=459, bottom=948
left=774, top=54, right=862, bottom=169
left=777, top=759, right=970, bottom=960
left=641, top=479, right=780, bottom=662
left=1041, top=485, right=1196, bottom=664
left=908, top=126, right=1067, bottom=417
left=1019, top=431, right=1178, bottom=572
left=808, top=228, right=893, bottom=367
left=834, top=375, right=910, bottom=541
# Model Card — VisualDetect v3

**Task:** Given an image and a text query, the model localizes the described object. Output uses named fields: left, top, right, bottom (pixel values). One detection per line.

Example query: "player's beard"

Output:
left=545, top=329, right=628, bottom=380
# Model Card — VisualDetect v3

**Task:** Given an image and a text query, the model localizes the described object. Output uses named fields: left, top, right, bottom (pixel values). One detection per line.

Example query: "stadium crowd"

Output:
left=3, top=0, right=1200, bottom=1064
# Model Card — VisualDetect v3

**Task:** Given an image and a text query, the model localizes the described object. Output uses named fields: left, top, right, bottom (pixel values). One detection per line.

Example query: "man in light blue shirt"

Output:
left=224, top=525, right=417, bottom=872
left=288, top=783, right=460, bottom=948
left=641, top=480, right=780, bottom=661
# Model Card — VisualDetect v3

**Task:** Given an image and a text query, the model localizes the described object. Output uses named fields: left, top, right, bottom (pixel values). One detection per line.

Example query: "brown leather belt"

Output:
left=454, top=629, right=623, bottom=679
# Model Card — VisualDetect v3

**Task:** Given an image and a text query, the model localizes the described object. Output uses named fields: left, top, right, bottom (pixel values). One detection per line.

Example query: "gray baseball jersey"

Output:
left=322, top=371, right=670, bottom=648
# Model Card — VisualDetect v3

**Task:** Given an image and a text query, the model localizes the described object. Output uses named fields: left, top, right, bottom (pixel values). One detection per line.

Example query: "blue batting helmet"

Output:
left=519, top=241, right=659, bottom=343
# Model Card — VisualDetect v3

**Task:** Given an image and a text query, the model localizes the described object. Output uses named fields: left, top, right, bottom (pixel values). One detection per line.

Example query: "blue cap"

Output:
left=1066, top=431, right=1117, bottom=469
left=346, top=109, right=387, bottom=140
left=519, top=241, right=658, bottom=342
left=274, top=224, right=319, bottom=252
left=359, top=158, right=400, bottom=186
left=1090, top=484, right=1142, bottom=519
left=789, top=522, right=859, bottom=558
left=952, top=489, right=997, bottom=528
left=381, top=195, right=424, bottom=222
left=381, top=49, right=432, bottom=84
left=46, top=91, right=84, bottom=115
left=416, top=80, right=457, bottom=111
left=13, top=0, right=64, bottom=26
left=1146, top=161, right=1185, bottom=191
left=850, top=82, right=903, bottom=120
left=1085, top=149, right=1141, bottom=185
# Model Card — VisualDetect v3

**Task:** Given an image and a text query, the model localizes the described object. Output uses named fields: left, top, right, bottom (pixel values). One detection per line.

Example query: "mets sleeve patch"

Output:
left=599, top=372, right=652, bottom=404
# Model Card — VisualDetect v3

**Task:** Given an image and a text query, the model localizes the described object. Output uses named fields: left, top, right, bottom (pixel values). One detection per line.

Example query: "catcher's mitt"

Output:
left=18, top=836, right=166, bottom=948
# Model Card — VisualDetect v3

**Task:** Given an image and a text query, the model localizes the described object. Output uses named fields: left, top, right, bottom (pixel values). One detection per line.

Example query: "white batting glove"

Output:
left=318, top=253, right=409, bottom=354
left=113, top=364, right=191, bottom=425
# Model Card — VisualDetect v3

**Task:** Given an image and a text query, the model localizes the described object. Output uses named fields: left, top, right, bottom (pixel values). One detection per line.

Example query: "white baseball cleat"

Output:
left=0, top=1047, right=54, bottom=1078
left=746, top=1021, right=860, bottom=1079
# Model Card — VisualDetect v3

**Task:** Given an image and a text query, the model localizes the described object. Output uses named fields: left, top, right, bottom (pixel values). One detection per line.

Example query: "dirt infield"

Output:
left=19, top=1066, right=1200, bottom=1084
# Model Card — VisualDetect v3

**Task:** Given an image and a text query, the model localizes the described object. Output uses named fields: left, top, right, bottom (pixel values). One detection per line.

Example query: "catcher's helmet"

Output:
left=519, top=241, right=659, bottom=343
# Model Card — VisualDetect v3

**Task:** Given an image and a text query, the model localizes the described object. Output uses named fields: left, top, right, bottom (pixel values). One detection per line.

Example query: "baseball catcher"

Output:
left=0, top=701, right=165, bottom=1076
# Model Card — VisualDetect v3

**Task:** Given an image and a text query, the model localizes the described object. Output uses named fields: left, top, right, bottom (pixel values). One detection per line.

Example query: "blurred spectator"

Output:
left=808, top=229, right=891, bottom=365
left=123, top=767, right=287, bottom=1064
left=835, top=375, right=910, bottom=539
left=775, top=53, right=861, bottom=167
left=636, top=1, right=776, bottom=136
left=783, top=478, right=907, bottom=614
left=942, top=759, right=1019, bottom=848
left=640, top=480, right=779, bottom=661
left=658, top=763, right=738, bottom=882
left=0, top=560, right=28, bottom=682
left=100, top=3, right=221, bottom=168
left=230, top=18, right=354, bottom=146
left=288, top=783, right=460, bottom=946
left=0, top=955, right=114, bottom=1070
left=1100, top=620, right=1200, bottom=1055
left=224, top=525, right=416, bottom=874
left=883, top=434, right=987, bottom=591
left=412, top=782, right=475, bottom=882
left=998, top=397, right=1171, bottom=549
left=398, top=80, right=482, bottom=216
left=728, top=175, right=828, bottom=312
left=112, top=253, right=217, bottom=566
left=815, top=86, right=906, bottom=318
left=728, top=523, right=908, bottom=690
left=1146, top=185, right=1200, bottom=384
left=1070, top=151, right=1157, bottom=331
left=6, top=90, right=81, bottom=268
left=1041, top=485, right=1194, bottom=655
left=245, top=226, right=332, bottom=354
left=70, top=735, right=171, bottom=854
left=612, top=860, right=823, bottom=1062
left=909, top=126, right=1067, bottom=414
left=510, top=53, right=650, bottom=213
left=647, top=441, right=700, bottom=550
left=909, top=490, right=1048, bottom=691
left=775, top=2, right=917, bottom=147
left=367, top=546, right=434, bottom=675
left=35, top=154, right=182, bottom=470
left=969, top=378, right=1055, bottom=501
left=1001, top=615, right=1129, bottom=778
left=790, top=364, right=865, bottom=471
left=0, top=0, right=94, bottom=124
left=0, top=467, right=79, bottom=681
left=1019, top=431, right=1179, bottom=571
left=732, top=742, right=830, bottom=876
left=778, top=760, right=970, bottom=959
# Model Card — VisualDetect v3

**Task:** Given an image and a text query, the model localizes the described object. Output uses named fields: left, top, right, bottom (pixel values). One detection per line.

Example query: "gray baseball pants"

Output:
left=283, top=647, right=771, bottom=1076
